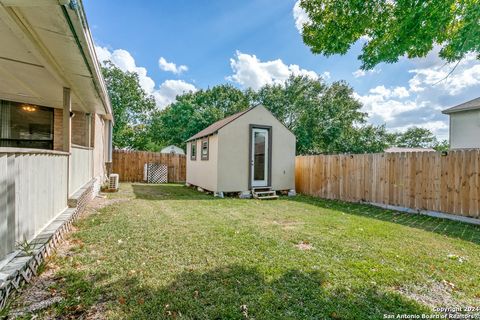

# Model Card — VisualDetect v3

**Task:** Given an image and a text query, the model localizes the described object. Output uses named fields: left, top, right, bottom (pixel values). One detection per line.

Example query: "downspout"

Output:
left=105, top=119, right=113, bottom=176
left=107, top=120, right=113, bottom=163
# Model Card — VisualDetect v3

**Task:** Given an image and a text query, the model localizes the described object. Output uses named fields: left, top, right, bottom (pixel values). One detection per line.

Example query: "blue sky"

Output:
left=84, top=0, right=480, bottom=140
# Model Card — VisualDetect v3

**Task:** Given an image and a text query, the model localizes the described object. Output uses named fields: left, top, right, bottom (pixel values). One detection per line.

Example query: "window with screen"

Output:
left=190, top=141, right=197, bottom=160
left=201, top=138, right=209, bottom=160
left=0, top=99, right=53, bottom=149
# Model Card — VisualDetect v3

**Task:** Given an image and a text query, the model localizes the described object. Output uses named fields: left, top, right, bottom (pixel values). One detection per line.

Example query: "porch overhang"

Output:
left=0, top=0, right=112, bottom=117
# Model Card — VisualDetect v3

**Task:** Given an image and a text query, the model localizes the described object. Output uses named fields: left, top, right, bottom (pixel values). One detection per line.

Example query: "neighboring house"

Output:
left=385, top=147, right=435, bottom=153
left=0, top=0, right=112, bottom=265
left=186, top=105, right=296, bottom=194
left=160, top=145, right=185, bottom=155
left=442, top=97, right=480, bottom=149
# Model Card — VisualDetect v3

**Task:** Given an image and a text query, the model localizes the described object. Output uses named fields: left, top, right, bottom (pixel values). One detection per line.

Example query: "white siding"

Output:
left=449, top=110, right=480, bottom=149
left=69, top=146, right=93, bottom=195
left=0, top=151, right=68, bottom=258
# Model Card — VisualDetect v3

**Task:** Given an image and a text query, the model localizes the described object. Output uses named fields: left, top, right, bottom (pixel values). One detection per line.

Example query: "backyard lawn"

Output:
left=8, top=183, right=480, bottom=319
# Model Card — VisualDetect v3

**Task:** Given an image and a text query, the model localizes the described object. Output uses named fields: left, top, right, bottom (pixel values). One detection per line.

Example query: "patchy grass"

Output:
left=10, top=183, right=480, bottom=319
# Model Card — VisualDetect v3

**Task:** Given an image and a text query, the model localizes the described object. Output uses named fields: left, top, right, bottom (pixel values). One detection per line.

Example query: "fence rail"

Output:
left=112, top=149, right=186, bottom=183
left=295, top=150, right=480, bottom=218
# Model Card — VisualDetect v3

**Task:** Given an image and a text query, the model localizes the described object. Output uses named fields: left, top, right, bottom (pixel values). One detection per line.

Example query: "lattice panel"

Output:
left=144, top=163, right=168, bottom=183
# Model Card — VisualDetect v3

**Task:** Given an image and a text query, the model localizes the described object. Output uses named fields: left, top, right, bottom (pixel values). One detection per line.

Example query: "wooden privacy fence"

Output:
left=112, top=150, right=186, bottom=183
left=295, top=150, right=480, bottom=218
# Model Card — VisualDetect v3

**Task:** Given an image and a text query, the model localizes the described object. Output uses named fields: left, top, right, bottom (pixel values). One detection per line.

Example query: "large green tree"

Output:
left=102, top=62, right=156, bottom=150
left=252, top=75, right=388, bottom=154
left=298, top=0, right=480, bottom=69
left=150, top=75, right=392, bottom=154
left=149, top=85, right=251, bottom=148
left=393, top=127, right=449, bottom=151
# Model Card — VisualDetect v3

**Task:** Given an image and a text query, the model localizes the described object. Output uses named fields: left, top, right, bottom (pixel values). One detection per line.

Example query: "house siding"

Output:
left=450, top=110, right=480, bottom=149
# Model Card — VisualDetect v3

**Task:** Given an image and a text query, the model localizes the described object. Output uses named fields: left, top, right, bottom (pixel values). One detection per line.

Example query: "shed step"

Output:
left=255, top=195, right=279, bottom=200
left=252, top=189, right=278, bottom=200
left=254, top=191, right=276, bottom=195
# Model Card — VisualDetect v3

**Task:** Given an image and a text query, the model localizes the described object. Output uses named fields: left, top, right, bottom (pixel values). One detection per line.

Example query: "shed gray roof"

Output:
left=442, top=97, right=480, bottom=114
left=186, top=106, right=255, bottom=141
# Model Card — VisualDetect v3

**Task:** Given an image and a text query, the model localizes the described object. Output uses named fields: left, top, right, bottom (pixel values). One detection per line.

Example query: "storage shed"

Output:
left=186, top=105, right=296, bottom=195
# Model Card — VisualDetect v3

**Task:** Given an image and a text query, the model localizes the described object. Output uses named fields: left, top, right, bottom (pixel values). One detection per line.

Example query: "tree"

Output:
left=433, top=139, right=450, bottom=152
left=102, top=62, right=157, bottom=150
left=394, top=127, right=438, bottom=148
left=298, top=0, right=480, bottom=69
left=149, top=85, right=251, bottom=148
left=338, top=124, right=391, bottom=154
left=253, top=75, right=388, bottom=154
left=392, top=127, right=449, bottom=151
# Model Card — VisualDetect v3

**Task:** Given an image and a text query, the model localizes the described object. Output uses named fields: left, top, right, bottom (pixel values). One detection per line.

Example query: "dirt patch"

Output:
left=85, top=196, right=129, bottom=213
left=295, top=241, right=314, bottom=251
left=6, top=265, right=63, bottom=319
left=6, top=194, right=127, bottom=319
left=83, top=301, right=109, bottom=320
left=394, top=280, right=459, bottom=310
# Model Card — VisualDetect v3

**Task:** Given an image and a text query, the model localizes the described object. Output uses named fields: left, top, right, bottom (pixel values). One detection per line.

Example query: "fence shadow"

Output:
left=56, top=265, right=428, bottom=319
left=289, top=195, right=480, bottom=245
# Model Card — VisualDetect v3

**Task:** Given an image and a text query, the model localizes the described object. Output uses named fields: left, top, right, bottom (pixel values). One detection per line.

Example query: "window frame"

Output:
left=190, top=140, right=197, bottom=160
left=0, top=99, right=54, bottom=150
left=201, top=137, right=209, bottom=160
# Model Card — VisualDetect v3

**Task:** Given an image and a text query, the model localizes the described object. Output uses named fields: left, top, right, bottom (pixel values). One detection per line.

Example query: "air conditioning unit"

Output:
left=108, top=174, right=119, bottom=191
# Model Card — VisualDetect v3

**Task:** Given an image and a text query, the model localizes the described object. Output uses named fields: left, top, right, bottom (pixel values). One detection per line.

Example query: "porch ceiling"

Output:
left=0, top=0, right=111, bottom=115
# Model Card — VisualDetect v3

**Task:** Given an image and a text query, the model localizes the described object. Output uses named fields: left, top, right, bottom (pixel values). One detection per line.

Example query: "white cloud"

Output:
left=352, top=68, right=380, bottom=78
left=353, top=69, right=366, bottom=78
left=353, top=90, right=449, bottom=138
left=293, top=0, right=310, bottom=33
left=151, top=80, right=197, bottom=108
left=368, top=85, right=410, bottom=99
left=95, top=46, right=196, bottom=108
left=353, top=49, right=480, bottom=140
left=158, top=57, right=188, bottom=74
left=227, top=51, right=321, bottom=89
left=408, top=53, right=480, bottom=95
left=321, top=71, right=331, bottom=80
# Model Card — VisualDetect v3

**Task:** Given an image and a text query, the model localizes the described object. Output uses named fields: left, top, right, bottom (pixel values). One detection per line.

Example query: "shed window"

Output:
left=201, top=138, right=209, bottom=160
left=190, top=141, right=197, bottom=160
left=0, top=99, right=53, bottom=149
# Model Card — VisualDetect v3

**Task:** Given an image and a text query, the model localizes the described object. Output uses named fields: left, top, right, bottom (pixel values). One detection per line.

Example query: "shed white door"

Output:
left=251, top=127, right=269, bottom=188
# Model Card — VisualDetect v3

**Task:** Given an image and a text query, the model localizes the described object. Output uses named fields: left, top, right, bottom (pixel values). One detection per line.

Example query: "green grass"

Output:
left=25, top=184, right=480, bottom=319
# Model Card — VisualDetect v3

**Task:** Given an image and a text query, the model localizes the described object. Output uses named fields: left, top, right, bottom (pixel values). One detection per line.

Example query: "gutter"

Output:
left=60, top=0, right=113, bottom=120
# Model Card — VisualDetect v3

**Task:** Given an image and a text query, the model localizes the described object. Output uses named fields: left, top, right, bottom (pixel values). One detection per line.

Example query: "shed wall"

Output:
left=186, top=134, right=218, bottom=191
left=217, top=106, right=295, bottom=192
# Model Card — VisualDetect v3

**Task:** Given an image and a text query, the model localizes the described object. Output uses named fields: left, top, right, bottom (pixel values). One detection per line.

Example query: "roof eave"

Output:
left=65, top=0, right=113, bottom=119
left=442, top=107, right=480, bottom=115
left=185, top=132, right=217, bottom=143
